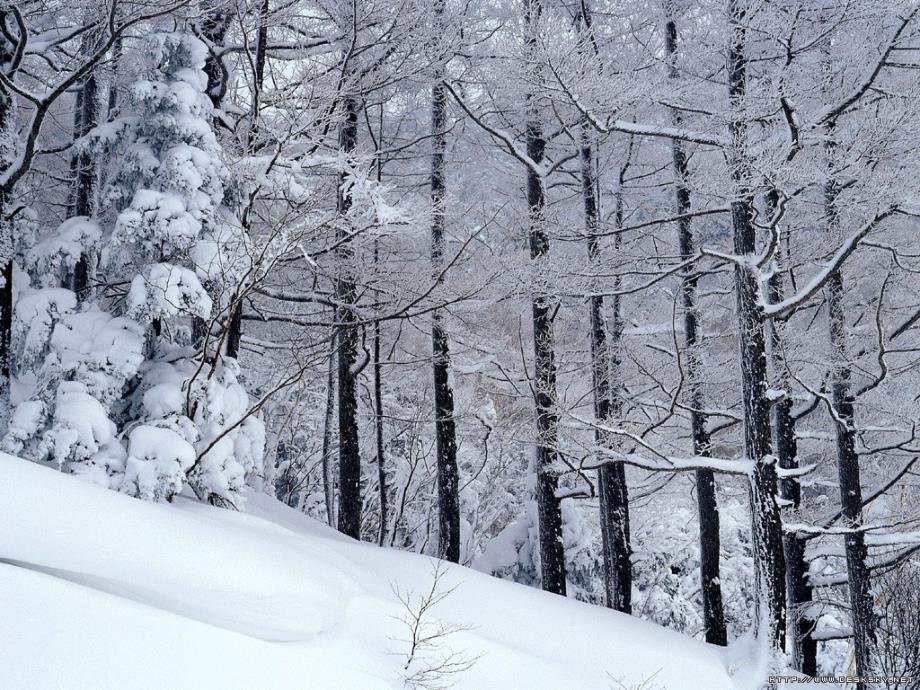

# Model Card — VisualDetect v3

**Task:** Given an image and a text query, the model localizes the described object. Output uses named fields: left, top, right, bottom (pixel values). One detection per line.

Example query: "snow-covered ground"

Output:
left=0, top=455, right=748, bottom=689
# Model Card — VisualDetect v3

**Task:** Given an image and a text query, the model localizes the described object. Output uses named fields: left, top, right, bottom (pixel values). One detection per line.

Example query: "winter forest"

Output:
left=1, top=0, right=920, bottom=688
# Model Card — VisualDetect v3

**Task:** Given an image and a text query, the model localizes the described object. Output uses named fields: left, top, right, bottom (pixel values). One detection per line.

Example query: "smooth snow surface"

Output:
left=0, top=456, right=742, bottom=690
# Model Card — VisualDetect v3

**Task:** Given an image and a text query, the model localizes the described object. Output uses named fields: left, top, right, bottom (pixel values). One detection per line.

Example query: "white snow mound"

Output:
left=0, top=455, right=742, bottom=690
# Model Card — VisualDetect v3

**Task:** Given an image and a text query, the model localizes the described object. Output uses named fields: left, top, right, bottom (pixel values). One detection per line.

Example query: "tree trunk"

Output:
left=248, top=0, right=270, bottom=149
left=321, top=329, right=337, bottom=527
left=577, top=4, right=631, bottom=608
left=201, top=7, right=230, bottom=111
left=588, top=184, right=632, bottom=610
left=373, top=312, right=387, bottom=547
left=604, top=178, right=633, bottom=613
left=335, top=95, right=363, bottom=540
left=665, top=13, right=726, bottom=646
left=526, top=0, right=566, bottom=596
left=70, top=26, right=100, bottom=299
left=824, top=137, right=875, bottom=685
left=0, top=16, right=15, bottom=430
left=727, top=0, right=786, bottom=654
left=0, top=252, right=12, bottom=431
left=430, top=0, right=460, bottom=564
left=224, top=0, right=270, bottom=361
left=765, top=194, right=817, bottom=675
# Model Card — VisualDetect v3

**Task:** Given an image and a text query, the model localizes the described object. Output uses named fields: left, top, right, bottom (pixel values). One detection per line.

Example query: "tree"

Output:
left=725, top=0, right=786, bottom=652
left=430, top=0, right=460, bottom=563
left=664, top=5, right=726, bottom=646
left=576, top=0, right=632, bottom=614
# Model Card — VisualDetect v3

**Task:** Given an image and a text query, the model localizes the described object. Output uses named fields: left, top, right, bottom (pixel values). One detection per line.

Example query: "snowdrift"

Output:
left=0, top=455, right=741, bottom=689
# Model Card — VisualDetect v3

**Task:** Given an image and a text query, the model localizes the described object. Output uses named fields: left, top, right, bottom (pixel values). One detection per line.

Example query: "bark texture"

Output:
left=430, top=0, right=460, bottom=563
left=665, top=13, right=726, bottom=646
left=335, top=95, right=363, bottom=540
left=727, top=0, right=786, bottom=653
left=526, top=0, right=566, bottom=596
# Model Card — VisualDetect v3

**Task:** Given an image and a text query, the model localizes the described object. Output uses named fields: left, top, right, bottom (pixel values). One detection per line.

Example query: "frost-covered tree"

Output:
left=4, top=30, right=264, bottom=508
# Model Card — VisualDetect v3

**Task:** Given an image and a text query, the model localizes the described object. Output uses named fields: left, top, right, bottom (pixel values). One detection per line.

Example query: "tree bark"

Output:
left=322, top=329, right=337, bottom=527
left=727, top=0, right=786, bottom=654
left=526, top=0, right=566, bottom=596
left=0, top=253, right=12, bottom=430
left=585, top=147, right=632, bottom=611
left=248, top=0, right=270, bottom=149
left=201, top=7, right=230, bottom=110
left=430, top=0, right=461, bottom=564
left=70, top=25, right=101, bottom=299
left=335, top=95, right=363, bottom=540
left=575, top=0, right=631, bottom=614
left=578, top=3, right=631, bottom=611
left=765, top=194, right=817, bottom=675
left=824, top=133, right=875, bottom=686
left=0, top=12, right=16, bottom=430
left=665, top=12, right=726, bottom=645
left=373, top=310, right=388, bottom=547
left=224, top=0, right=270, bottom=361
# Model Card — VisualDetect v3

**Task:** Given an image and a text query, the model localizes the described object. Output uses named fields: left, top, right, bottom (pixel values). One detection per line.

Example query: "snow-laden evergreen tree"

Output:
left=3, top=31, right=263, bottom=507
left=108, top=31, right=264, bottom=507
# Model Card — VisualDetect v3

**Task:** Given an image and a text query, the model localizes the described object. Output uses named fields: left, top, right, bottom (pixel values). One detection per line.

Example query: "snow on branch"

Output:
left=543, top=56, right=729, bottom=148
left=761, top=207, right=899, bottom=317
left=584, top=447, right=754, bottom=476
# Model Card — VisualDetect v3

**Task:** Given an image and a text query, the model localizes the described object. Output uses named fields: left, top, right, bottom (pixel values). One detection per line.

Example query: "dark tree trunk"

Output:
left=824, top=147, right=875, bottom=686
left=224, top=1, right=270, bottom=360
left=192, top=5, right=235, bottom=353
left=248, top=0, right=270, bottom=150
left=0, top=252, right=12, bottom=429
left=0, top=15, right=15, bottom=428
left=765, top=193, right=817, bottom=675
left=727, top=0, right=786, bottom=653
left=430, top=0, right=460, bottom=564
left=578, top=3, right=631, bottom=609
left=106, top=37, right=122, bottom=119
left=665, top=14, right=726, bottom=646
left=201, top=8, right=230, bottom=111
left=526, top=0, right=566, bottom=596
left=586, top=169, right=631, bottom=611
left=602, top=181, right=632, bottom=614
left=70, top=27, right=100, bottom=299
left=225, top=299, right=242, bottom=358
left=335, top=95, right=363, bottom=540
left=322, top=329, right=337, bottom=527
left=373, top=312, right=387, bottom=547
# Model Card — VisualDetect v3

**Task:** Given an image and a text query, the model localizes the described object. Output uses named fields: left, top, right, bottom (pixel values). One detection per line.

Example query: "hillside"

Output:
left=0, top=456, right=750, bottom=690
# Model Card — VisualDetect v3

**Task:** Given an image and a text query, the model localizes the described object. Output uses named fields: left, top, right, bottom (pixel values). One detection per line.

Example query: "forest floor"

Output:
left=1, top=455, right=757, bottom=689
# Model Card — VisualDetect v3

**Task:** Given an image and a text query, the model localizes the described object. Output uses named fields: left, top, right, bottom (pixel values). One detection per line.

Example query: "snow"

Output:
left=27, top=217, right=101, bottom=282
left=46, top=381, right=117, bottom=468
left=127, top=262, right=213, bottom=321
left=122, top=425, right=197, bottom=501
left=14, top=287, right=76, bottom=362
left=0, top=455, right=744, bottom=690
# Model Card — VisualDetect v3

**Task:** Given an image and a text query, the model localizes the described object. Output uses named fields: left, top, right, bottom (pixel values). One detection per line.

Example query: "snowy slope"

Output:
left=0, top=455, right=744, bottom=690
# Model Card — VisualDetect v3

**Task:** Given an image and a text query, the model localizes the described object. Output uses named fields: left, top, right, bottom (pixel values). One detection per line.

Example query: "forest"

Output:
left=1, top=1, right=919, bottom=688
